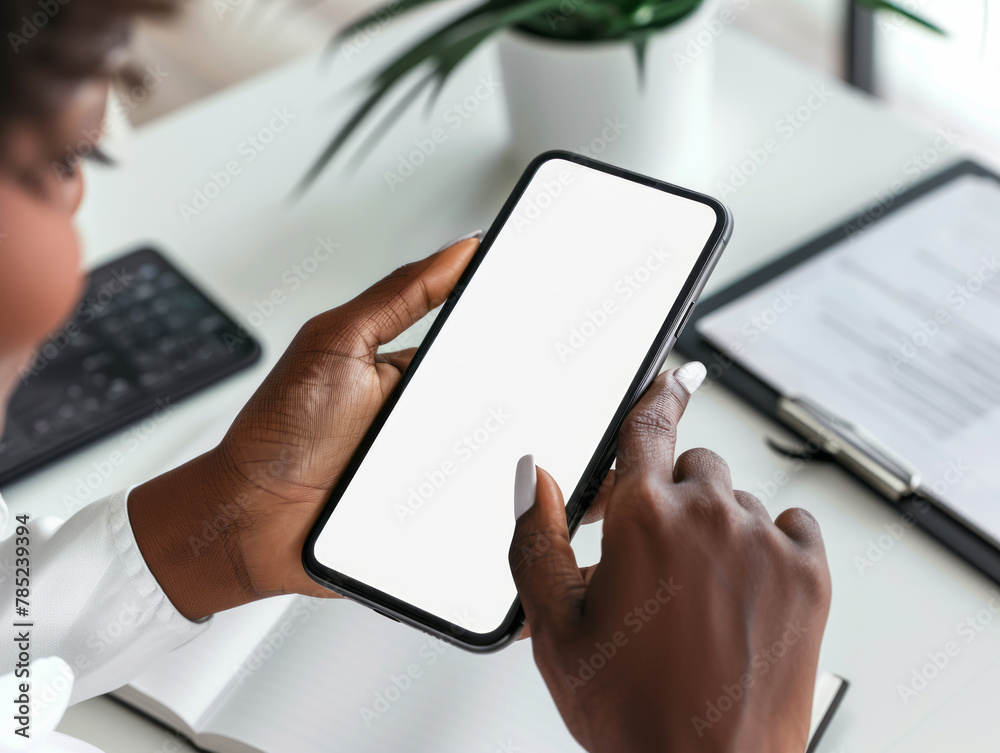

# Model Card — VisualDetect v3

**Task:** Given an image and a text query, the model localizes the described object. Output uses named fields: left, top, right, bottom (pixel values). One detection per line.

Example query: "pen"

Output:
left=777, top=396, right=922, bottom=501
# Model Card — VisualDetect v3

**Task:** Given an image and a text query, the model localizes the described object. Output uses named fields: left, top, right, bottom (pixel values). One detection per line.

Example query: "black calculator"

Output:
left=0, top=247, right=261, bottom=487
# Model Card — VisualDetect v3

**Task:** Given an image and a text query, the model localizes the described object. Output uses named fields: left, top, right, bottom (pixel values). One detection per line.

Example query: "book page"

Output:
left=120, top=596, right=295, bottom=730
left=698, top=174, right=1000, bottom=543
left=199, top=597, right=580, bottom=753
left=175, top=599, right=846, bottom=753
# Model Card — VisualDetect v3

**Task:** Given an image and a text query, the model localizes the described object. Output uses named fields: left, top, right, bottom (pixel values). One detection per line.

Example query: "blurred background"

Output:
left=130, top=0, right=844, bottom=123
left=20, top=1, right=998, bottom=750
left=128, top=0, right=1000, bottom=169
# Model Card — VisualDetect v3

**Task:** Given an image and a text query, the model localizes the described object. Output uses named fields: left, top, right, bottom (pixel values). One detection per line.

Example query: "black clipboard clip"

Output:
left=776, top=396, right=922, bottom=502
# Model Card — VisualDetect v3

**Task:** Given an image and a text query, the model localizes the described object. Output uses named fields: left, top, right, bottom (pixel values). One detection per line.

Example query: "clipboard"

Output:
left=676, top=159, right=1000, bottom=587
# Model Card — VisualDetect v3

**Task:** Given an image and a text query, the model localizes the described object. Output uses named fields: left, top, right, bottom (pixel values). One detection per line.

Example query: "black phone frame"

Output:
left=303, top=150, right=733, bottom=652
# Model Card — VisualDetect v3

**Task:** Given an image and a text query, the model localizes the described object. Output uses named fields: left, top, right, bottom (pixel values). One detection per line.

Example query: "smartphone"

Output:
left=303, top=152, right=732, bottom=651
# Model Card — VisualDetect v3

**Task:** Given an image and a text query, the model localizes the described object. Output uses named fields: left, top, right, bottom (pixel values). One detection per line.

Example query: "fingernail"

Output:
left=435, top=229, right=482, bottom=254
left=514, top=454, right=537, bottom=520
left=675, top=361, right=707, bottom=395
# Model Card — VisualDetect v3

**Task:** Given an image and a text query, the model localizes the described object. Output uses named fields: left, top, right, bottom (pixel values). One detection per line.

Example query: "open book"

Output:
left=114, top=417, right=848, bottom=753
left=113, top=594, right=848, bottom=753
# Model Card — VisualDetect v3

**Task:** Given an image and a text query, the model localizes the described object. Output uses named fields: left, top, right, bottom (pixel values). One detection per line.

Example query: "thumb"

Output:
left=327, top=235, right=479, bottom=356
left=509, top=455, right=585, bottom=640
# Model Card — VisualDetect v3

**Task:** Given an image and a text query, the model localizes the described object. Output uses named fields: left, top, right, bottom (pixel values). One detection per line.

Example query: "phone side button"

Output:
left=675, top=300, right=697, bottom=335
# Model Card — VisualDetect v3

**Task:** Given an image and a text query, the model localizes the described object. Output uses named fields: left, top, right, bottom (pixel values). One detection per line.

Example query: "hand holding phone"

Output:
left=135, top=152, right=730, bottom=639
left=303, top=152, right=732, bottom=649
left=129, top=238, right=483, bottom=619
left=509, top=368, right=832, bottom=753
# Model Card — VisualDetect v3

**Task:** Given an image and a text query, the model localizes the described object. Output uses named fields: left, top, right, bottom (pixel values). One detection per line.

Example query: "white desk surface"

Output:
left=4, top=12, right=996, bottom=752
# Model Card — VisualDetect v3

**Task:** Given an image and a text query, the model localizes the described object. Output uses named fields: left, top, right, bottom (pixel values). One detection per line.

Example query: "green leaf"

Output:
left=369, top=0, right=519, bottom=87
left=336, top=0, right=449, bottom=43
left=345, top=68, right=439, bottom=171
left=299, top=0, right=567, bottom=191
left=294, top=77, right=400, bottom=194
left=855, top=0, right=946, bottom=34
left=645, top=0, right=701, bottom=27
left=630, top=32, right=648, bottom=87
left=425, top=24, right=500, bottom=105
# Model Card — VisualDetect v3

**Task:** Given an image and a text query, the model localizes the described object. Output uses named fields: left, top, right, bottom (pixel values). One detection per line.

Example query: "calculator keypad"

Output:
left=0, top=248, right=260, bottom=485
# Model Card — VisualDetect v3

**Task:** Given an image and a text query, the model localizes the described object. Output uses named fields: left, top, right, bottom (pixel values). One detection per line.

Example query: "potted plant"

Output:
left=299, top=0, right=941, bottom=190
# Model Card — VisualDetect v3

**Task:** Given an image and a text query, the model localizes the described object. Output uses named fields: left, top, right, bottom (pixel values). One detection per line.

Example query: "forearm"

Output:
left=129, top=449, right=262, bottom=621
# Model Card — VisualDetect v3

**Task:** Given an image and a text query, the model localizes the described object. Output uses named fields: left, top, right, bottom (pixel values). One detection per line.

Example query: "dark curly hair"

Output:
left=0, top=0, right=178, bottom=175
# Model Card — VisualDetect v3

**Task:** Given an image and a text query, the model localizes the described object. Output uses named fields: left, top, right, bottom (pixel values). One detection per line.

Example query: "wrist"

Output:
left=129, top=449, right=260, bottom=621
left=606, top=707, right=804, bottom=753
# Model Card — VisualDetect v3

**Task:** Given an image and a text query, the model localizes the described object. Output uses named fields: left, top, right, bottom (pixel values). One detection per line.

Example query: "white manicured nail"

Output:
left=435, top=229, right=482, bottom=254
left=675, top=361, right=707, bottom=395
left=514, top=454, right=537, bottom=520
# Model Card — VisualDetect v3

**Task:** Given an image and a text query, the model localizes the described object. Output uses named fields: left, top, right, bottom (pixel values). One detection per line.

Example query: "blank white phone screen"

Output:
left=313, top=158, right=720, bottom=633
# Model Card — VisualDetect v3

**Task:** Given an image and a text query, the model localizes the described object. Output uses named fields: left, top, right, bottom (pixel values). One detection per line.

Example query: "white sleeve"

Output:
left=0, top=488, right=209, bottom=706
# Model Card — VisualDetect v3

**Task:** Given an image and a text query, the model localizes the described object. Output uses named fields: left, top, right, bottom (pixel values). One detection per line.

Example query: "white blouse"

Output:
left=0, top=490, right=209, bottom=752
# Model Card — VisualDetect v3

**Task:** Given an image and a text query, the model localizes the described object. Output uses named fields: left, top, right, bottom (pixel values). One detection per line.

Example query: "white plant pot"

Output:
left=498, top=0, right=719, bottom=180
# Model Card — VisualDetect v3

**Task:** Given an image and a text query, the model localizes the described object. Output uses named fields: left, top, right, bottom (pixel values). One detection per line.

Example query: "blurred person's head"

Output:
left=0, top=0, right=177, bottom=426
